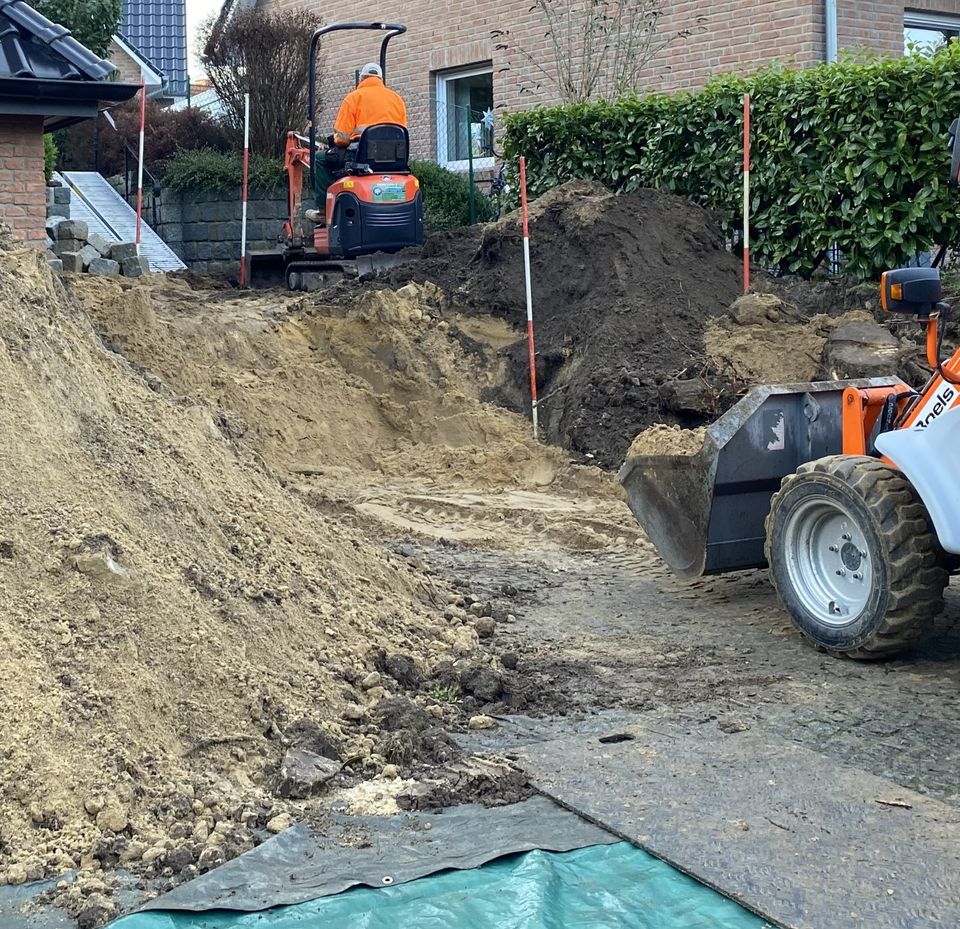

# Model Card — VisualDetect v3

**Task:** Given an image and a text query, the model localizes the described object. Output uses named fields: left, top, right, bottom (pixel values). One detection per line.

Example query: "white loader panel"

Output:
left=876, top=405, right=960, bottom=554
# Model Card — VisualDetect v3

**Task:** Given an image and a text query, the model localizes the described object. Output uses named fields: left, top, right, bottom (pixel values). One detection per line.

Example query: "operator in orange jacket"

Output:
left=315, top=63, right=408, bottom=206
left=332, top=62, right=407, bottom=146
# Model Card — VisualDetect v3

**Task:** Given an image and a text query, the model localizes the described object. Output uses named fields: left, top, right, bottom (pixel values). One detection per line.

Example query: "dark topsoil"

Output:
left=392, top=180, right=743, bottom=468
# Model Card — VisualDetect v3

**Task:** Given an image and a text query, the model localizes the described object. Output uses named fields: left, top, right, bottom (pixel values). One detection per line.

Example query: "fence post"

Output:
left=466, top=109, right=476, bottom=225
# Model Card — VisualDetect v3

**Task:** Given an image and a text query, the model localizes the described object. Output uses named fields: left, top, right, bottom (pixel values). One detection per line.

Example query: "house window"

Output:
left=435, top=66, right=494, bottom=171
left=905, top=11, right=960, bottom=55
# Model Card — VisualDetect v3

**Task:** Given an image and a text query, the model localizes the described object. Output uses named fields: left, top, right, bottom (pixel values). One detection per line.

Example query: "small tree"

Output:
left=202, top=8, right=322, bottom=159
left=495, top=0, right=703, bottom=103
left=33, top=0, right=121, bottom=59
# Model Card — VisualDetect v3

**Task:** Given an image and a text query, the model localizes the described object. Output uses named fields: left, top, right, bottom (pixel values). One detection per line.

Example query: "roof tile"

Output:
left=0, top=0, right=116, bottom=81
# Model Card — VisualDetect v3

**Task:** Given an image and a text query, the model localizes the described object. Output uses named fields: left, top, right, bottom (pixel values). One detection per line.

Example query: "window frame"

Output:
left=434, top=65, right=495, bottom=172
left=904, top=10, right=960, bottom=52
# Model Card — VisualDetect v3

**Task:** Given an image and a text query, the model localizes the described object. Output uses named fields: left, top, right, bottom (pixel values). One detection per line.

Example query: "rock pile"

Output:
left=45, top=218, right=151, bottom=279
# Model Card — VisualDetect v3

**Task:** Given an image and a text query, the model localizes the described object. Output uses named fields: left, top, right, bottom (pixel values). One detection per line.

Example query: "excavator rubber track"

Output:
left=284, top=253, right=413, bottom=291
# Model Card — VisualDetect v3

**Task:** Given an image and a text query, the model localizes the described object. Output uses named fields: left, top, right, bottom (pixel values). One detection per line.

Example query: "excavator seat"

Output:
left=348, top=124, right=410, bottom=174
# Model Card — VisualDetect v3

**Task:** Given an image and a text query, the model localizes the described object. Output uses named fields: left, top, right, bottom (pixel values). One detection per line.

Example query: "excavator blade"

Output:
left=353, top=252, right=417, bottom=280
left=618, top=378, right=905, bottom=579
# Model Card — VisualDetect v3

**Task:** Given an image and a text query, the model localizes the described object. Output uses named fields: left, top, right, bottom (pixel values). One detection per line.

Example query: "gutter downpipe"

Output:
left=825, top=0, right=839, bottom=62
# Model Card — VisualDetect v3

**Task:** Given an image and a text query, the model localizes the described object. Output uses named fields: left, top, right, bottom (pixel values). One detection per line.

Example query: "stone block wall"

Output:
left=147, top=187, right=289, bottom=276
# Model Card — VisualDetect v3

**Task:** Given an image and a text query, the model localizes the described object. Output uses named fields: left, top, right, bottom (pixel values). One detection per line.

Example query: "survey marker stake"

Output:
left=240, top=93, right=251, bottom=287
left=519, top=156, right=539, bottom=441
left=135, top=77, right=146, bottom=254
left=743, top=93, right=751, bottom=293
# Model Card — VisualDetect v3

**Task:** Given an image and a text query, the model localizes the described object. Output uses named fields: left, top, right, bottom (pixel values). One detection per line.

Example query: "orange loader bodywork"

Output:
left=842, top=276, right=960, bottom=457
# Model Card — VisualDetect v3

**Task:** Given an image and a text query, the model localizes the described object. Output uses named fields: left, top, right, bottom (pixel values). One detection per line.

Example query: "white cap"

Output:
left=360, top=62, right=382, bottom=78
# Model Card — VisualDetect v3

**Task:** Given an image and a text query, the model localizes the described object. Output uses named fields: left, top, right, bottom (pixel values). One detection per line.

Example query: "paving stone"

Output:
left=54, top=219, right=87, bottom=241
left=60, top=251, right=83, bottom=273
left=78, top=244, right=100, bottom=269
left=87, top=232, right=113, bottom=258
left=53, top=237, right=84, bottom=256
left=121, top=255, right=151, bottom=278
left=111, top=241, right=138, bottom=261
left=88, top=257, right=120, bottom=275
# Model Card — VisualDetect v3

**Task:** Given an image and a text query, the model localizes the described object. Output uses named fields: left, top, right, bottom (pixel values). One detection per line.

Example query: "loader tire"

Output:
left=765, top=455, right=948, bottom=660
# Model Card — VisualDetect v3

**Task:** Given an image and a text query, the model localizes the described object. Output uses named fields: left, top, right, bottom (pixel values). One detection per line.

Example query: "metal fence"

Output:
left=423, top=95, right=505, bottom=223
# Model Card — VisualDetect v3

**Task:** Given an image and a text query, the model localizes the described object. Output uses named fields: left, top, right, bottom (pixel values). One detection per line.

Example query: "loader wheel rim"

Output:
left=782, top=494, right=873, bottom=627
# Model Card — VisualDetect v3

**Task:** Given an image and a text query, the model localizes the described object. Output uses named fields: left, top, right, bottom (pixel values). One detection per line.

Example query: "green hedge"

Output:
left=410, top=160, right=497, bottom=231
left=163, top=149, right=285, bottom=192
left=43, top=134, right=58, bottom=183
left=503, top=45, right=960, bottom=279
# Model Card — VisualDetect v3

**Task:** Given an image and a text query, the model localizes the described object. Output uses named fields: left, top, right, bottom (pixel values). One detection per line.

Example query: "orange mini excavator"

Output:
left=279, top=23, right=424, bottom=290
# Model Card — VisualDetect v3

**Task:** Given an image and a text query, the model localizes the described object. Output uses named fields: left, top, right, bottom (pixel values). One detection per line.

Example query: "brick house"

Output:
left=255, top=0, right=960, bottom=171
left=0, top=0, right=139, bottom=246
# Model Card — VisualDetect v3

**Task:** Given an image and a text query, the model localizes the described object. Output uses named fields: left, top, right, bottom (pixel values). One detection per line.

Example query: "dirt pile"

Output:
left=0, top=237, right=504, bottom=889
left=626, top=425, right=706, bottom=458
left=395, top=180, right=743, bottom=468
left=70, top=274, right=608, bottom=498
left=705, top=293, right=876, bottom=384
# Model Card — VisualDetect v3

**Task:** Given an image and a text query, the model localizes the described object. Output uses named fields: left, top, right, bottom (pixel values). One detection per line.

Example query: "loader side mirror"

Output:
left=951, top=117, right=960, bottom=186
left=881, top=267, right=941, bottom=316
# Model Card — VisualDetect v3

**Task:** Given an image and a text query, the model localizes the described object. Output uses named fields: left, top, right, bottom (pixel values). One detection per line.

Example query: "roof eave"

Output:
left=0, top=76, right=140, bottom=129
left=0, top=75, right=140, bottom=102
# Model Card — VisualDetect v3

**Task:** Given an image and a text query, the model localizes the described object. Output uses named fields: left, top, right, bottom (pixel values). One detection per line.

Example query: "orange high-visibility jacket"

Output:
left=332, top=76, right=407, bottom=146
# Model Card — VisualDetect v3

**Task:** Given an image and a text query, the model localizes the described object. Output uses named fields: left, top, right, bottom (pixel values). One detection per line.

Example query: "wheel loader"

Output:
left=621, top=124, right=960, bottom=661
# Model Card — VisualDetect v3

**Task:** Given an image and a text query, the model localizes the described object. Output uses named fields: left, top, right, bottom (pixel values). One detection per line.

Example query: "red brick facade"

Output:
left=259, top=0, right=960, bottom=161
left=0, top=115, right=47, bottom=248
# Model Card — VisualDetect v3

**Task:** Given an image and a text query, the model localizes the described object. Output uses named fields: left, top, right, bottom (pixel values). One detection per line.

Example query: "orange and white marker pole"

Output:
left=743, top=93, right=751, bottom=293
left=239, top=92, right=250, bottom=286
left=135, top=77, right=146, bottom=254
left=519, top=156, right=539, bottom=441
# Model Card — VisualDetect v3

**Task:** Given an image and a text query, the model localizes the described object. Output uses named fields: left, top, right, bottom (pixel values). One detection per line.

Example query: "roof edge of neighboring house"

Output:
left=207, top=0, right=258, bottom=51
left=112, top=32, right=165, bottom=87
left=0, top=0, right=117, bottom=80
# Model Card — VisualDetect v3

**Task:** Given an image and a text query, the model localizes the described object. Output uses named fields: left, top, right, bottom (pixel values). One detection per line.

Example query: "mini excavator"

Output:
left=272, top=23, right=424, bottom=290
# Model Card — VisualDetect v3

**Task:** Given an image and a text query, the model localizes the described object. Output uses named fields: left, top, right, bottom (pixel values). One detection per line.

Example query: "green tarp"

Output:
left=113, top=842, right=770, bottom=929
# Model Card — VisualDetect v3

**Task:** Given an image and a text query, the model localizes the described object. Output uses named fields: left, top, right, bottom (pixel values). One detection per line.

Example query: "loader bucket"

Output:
left=617, top=378, right=905, bottom=579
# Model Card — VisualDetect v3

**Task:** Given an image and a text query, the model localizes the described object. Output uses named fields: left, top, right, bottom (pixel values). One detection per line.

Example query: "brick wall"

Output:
left=108, top=40, right=164, bottom=93
left=0, top=115, right=47, bottom=248
left=258, top=0, right=959, bottom=160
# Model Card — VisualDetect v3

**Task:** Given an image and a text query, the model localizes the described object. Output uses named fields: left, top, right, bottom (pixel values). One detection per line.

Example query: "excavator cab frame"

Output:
left=275, top=22, right=422, bottom=289
left=306, top=23, right=406, bottom=195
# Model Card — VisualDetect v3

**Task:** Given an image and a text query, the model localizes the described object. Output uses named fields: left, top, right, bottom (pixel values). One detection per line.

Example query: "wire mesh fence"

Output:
left=424, top=94, right=507, bottom=223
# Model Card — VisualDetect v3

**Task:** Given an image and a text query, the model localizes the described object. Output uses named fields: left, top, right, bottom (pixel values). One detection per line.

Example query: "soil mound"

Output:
left=70, top=275, right=609, bottom=498
left=395, top=180, right=743, bottom=468
left=705, top=293, right=876, bottom=384
left=0, top=237, right=472, bottom=883
left=626, top=425, right=706, bottom=458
